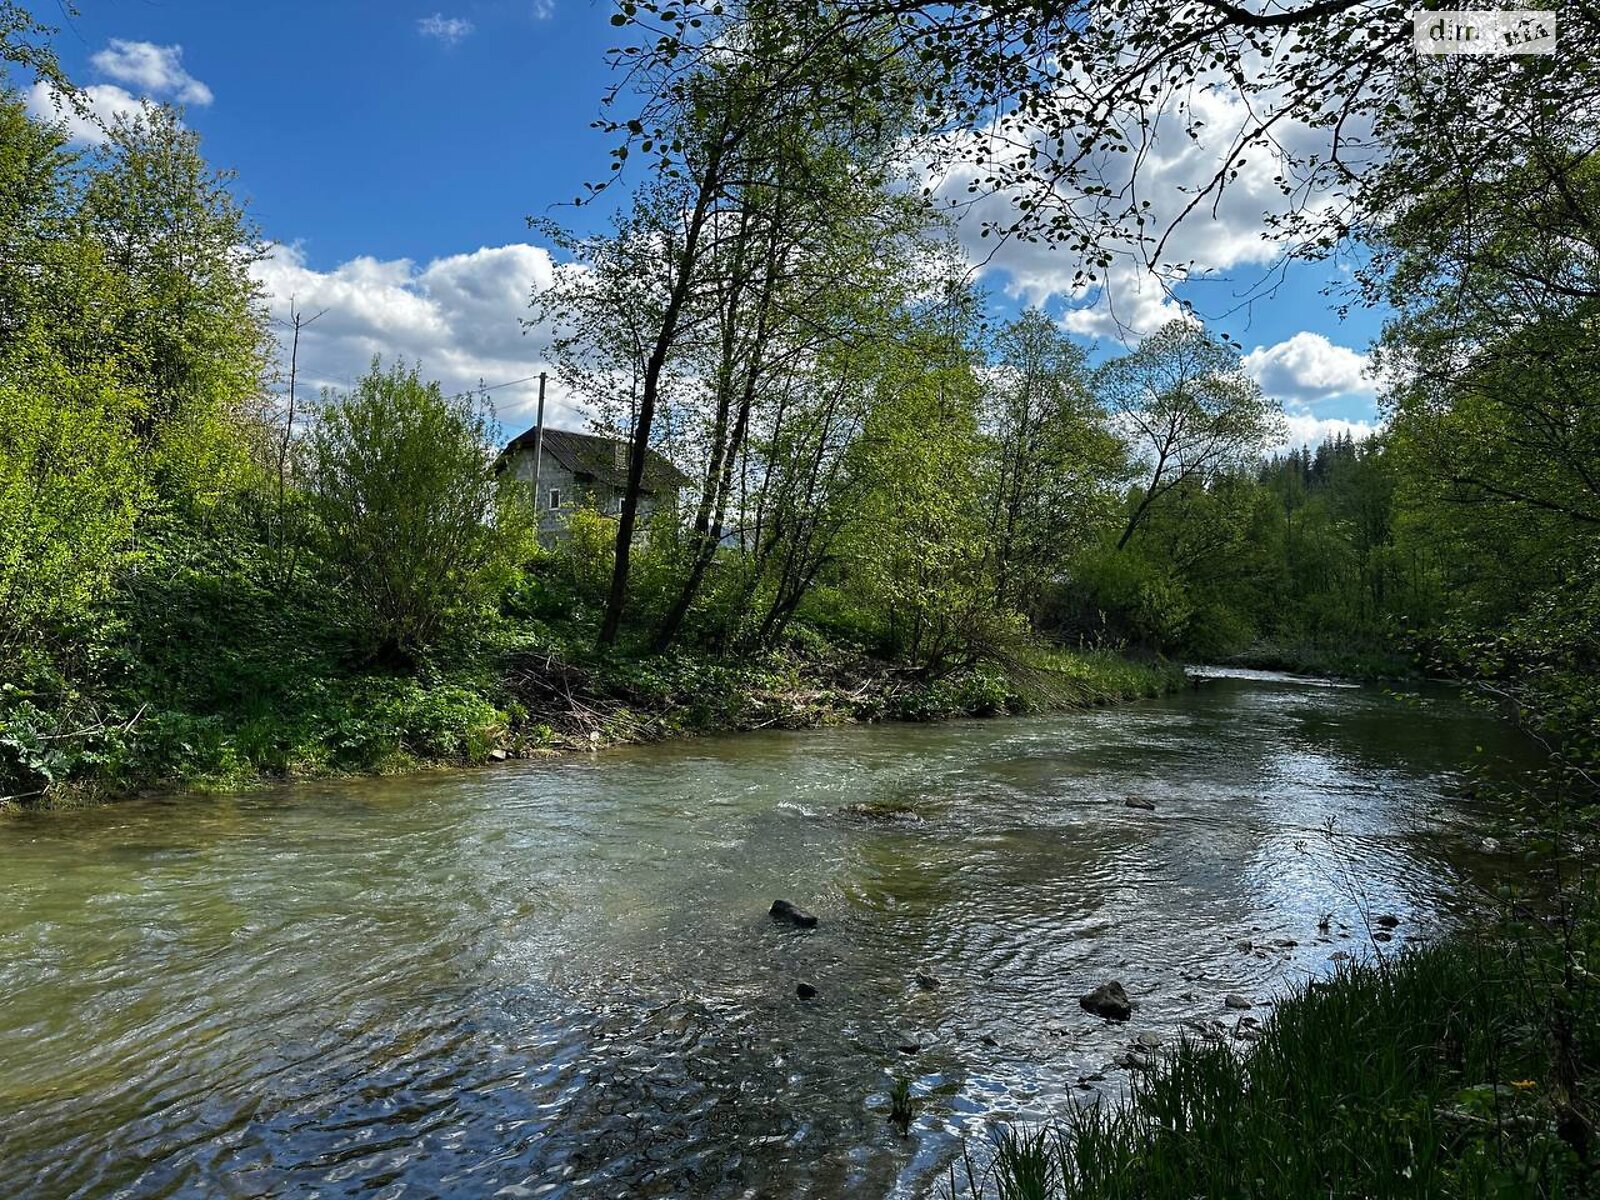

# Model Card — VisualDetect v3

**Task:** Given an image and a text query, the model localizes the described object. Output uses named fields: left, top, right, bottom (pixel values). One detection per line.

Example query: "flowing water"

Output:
left=0, top=671, right=1537, bottom=1198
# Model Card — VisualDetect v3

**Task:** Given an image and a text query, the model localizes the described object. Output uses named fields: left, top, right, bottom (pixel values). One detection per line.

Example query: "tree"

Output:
left=0, top=329, right=145, bottom=675
left=982, top=309, right=1128, bottom=617
left=0, top=2, right=62, bottom=86
left=305, top=361, right=526, bottom=661
left=1095, top=320, right=1280, bottom=550
left=540, top=5, right=925, bottom=646
left=0, top=89, right=76, bottom=352
left=76, top=103, right=270, bottom=483
left=838, top=281, right=996, bottom=669
left=647, top=138, right=935, bottom=651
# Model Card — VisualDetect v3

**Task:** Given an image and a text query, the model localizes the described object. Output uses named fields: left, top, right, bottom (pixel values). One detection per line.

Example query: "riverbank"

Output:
left=956, top=926, right=1598, bottom=1198
left=1218, top=636, right=1418, bottom=681
left=2, top=634, right=1182, bottom=811
left=951, top=745, right=1600, bottom=1200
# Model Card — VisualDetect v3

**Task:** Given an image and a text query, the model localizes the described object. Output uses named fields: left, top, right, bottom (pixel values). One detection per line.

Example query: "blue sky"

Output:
left=27, top=1, right=1387, bottom=446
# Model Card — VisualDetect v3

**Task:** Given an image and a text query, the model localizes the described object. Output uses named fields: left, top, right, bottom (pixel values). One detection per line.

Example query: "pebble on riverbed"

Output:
left=1124, top=797, right=1157, bottom=811
left=796, top=982, right=819, bottom=1000
left=769, top=899, right=818, bottom=928
left=915, top=970, right=942, bottom=991
left=1225, top=993, right=1254, bottom=1010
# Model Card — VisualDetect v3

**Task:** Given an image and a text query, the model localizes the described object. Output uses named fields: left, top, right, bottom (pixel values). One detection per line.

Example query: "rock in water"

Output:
left=1224, top=993, right=1254, bottom=1010
left=1124, top=797, right=1157, bottom=811
left=769, top=899, right=818, bottom=928
left=1375, top=913, right=1401, bottom=929
left=915, top=970, right=942, bottom=991
left=796, top=981, right=819, bottom=1000
left=1079, top=980, right=1134, bottom=1021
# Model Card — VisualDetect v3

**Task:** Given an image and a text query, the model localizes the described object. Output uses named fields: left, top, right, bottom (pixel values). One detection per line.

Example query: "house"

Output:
left=500, top=427, right=692, bottom=535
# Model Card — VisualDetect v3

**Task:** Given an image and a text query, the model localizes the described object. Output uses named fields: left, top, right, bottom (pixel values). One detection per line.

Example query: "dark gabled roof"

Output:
left=502, top=426, right=692, bottom=493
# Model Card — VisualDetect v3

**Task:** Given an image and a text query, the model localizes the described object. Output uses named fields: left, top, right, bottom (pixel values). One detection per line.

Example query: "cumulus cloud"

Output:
left=1241, top=331, right=1374, bottom=405
left=90, top=39, right=213, bottom=105
left=1275, top=412, right=1379, bottom=454
left=934, top=83, right=1347, bottom=339
left=26, top=39, right=213, bottom=145
left=25, top=81, right=145, bottom=143
left=418, top=14, right=476, bottom=43
left=252, top=242, right=579, bottom=434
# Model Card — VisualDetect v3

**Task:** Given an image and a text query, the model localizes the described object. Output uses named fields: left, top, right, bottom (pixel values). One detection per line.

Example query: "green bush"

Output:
left=305, top=361, right=532, bottom=660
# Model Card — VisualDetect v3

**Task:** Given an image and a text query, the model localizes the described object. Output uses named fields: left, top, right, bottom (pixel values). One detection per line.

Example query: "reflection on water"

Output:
left=0, top=675, right=1535, bottom=1198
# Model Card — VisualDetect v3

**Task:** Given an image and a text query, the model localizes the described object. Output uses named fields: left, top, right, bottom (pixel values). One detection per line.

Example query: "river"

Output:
left=0, top=670, right=1535, bottom=1198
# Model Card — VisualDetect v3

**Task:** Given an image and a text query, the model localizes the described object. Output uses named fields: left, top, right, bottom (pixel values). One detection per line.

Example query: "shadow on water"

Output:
left=0, top=673, right=1541, bottom=1197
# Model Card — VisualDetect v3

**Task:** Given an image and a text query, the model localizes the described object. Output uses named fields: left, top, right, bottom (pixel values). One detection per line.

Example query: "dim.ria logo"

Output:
left=1412, top=8, right=1556, bottom=54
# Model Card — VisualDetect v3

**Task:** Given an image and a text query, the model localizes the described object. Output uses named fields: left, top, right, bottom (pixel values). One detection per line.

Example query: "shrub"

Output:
left=305, top=361, right=530, bottom=660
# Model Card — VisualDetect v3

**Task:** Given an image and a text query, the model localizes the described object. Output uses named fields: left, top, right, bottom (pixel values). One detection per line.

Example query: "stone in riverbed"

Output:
left=796, top=981, right=819, bottom=1000
left=769, top=899, right=818, bottom=928
left=1124, top=797, right=1157, bottom=811
left=915, top=970, right=942, bottom=991
left=1375, top=913, right=1401, bottom=929
left=1079, top=980, right=1134, bottom=1021
left=1224, top=993, right=1253, bottom=1010
left=1373, top=931, right=1393, bottom=942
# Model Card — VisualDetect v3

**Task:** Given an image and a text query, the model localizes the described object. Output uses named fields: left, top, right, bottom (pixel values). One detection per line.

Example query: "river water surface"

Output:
left=0, top=671, right=1535, bottom=1198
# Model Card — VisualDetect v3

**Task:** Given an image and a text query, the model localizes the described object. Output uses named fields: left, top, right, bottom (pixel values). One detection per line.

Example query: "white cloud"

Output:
left=418, top=14, right=476, bottom=43
left=251, top=242, right=580, bottom=434
left=1241, top=331, right=1374, bottom=404
left=531, top=0, right=557, bottom=18
left=27, top=39, right=214, bottom=145
left=1275, top=413, right=1378, bottom=454
left=90, top=39, right=212, bottom=105
left=26, top=82, right=145, bottom=143
left=934, top=83, right=1348, bottom=339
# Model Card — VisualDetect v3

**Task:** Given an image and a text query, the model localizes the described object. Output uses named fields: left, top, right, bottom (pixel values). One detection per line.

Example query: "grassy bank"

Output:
left=2, top=627, right=1180, bottom=810
left=952, top=932, right=1597, bottom=1198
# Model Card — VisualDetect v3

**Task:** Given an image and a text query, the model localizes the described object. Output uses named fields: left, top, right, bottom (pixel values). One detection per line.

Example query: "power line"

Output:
left=475, top=372, right=548, bottom=395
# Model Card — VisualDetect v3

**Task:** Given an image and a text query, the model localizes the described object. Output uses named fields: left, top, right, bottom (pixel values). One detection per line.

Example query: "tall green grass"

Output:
left=950, top=939, right=1595, bottom=1198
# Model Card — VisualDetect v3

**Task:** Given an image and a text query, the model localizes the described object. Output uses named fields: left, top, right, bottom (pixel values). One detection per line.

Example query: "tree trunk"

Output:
left=598, top=145, right=724, bottom=646
left=652, top=205, right=783, bottom=652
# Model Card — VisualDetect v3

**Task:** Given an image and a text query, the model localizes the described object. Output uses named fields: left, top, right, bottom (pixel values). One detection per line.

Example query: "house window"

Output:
left=548, top=489, right=562, bottom=511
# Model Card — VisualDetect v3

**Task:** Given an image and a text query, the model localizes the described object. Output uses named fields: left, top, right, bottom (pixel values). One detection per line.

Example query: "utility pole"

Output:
left=530, top=372, right=547, bottom=529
